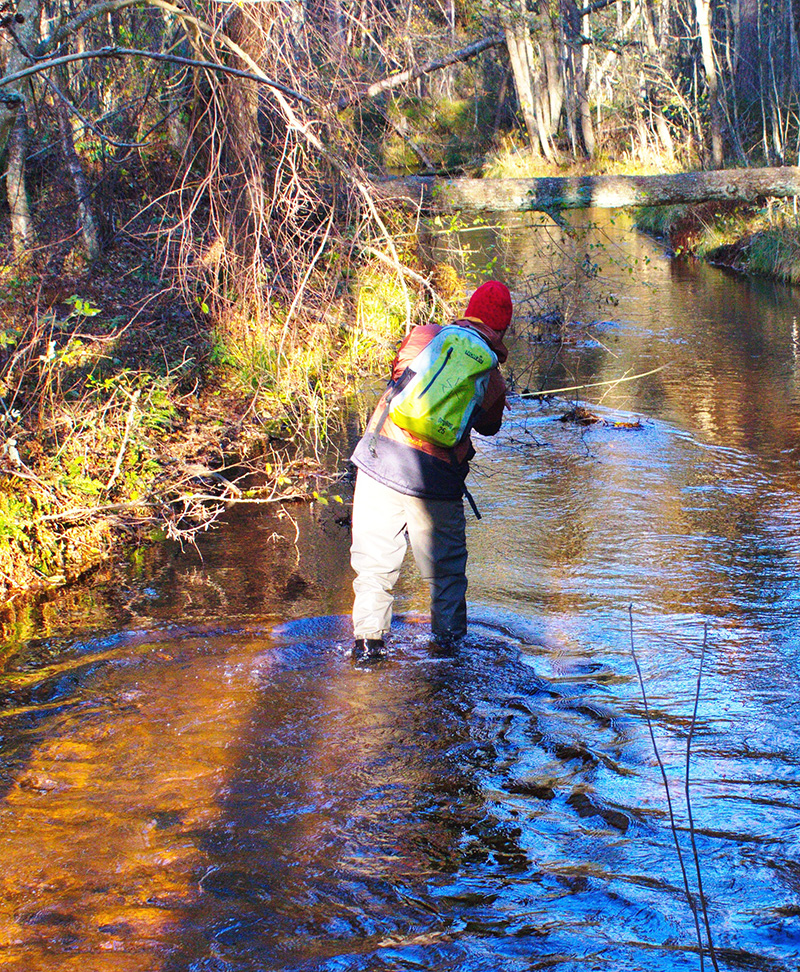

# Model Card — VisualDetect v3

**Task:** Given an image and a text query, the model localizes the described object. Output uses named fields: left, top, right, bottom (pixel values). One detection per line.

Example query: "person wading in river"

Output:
left=349, top=280, right=513, bottom=662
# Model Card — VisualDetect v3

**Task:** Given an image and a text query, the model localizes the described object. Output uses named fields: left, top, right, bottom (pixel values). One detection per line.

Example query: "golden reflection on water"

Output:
left=0, top=631, right=271, bottom=969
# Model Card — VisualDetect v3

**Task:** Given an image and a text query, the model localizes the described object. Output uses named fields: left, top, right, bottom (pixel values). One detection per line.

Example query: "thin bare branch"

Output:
left=46, top=77, right=155, bottom=149
left=363, top=245, right=447, bottom=311
left=518, top=363, right=669, bottom=398
left=628, top=606, right=706, bottom=967
left=37, top=0, right=142, bottom=53
left=685, top=625, right=721, bottom=971
left=105, top=389, right=141, bottom=494
left=336, top=32, right=505, bottom=110
left=0, top=46, right=311, bottom=104
left=577, top=0, right=623, bottom=17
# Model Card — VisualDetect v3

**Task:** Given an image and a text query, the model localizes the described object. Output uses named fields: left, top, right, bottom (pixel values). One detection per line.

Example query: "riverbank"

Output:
left=634, top=200, right=800, bottom=284
left=0, top=296, right=289, bottom=602
left=0, top=242, right=458, bottom=612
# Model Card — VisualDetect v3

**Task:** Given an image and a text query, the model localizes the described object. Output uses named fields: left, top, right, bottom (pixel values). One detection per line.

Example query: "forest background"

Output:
left=0, top=0, right=798, bottom=602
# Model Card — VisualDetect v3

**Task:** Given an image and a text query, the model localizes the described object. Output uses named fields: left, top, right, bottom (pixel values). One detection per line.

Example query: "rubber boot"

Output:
left=352, top=638, right=385, bottom=663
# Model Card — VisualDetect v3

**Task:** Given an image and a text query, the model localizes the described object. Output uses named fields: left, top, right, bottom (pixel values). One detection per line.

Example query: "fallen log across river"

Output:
left=370, top=166, right=800, bottom=213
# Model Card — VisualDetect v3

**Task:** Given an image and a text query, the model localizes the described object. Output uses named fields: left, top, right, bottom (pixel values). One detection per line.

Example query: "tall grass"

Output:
left=209, top=255, right=455, bottom=460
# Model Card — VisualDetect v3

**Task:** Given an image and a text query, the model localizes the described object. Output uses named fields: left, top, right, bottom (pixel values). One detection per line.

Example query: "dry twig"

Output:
left=685, top=624, right=720, bottom=971
left=628, top=605, right=707, bottom=969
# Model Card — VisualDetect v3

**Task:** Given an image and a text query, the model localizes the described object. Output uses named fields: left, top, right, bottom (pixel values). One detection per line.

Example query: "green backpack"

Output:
left=379, top=324, right=498, bottom=449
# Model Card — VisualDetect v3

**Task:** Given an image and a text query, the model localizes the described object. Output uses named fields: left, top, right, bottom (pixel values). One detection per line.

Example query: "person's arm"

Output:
left=473, top=369, right=506, bottom=436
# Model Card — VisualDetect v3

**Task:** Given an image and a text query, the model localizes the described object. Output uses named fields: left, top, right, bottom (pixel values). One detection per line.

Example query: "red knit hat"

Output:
left=465, top=281, right=513, bottom=332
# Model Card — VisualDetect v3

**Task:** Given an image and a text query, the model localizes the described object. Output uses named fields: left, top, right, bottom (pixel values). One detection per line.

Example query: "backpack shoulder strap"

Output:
left=368, top=366, right=417, bottom=455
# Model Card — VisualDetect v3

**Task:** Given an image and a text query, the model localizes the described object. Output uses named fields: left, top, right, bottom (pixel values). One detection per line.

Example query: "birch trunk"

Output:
left=1, top=0, right=41, bottom=257
left=695, top=0, right=724, bottom=166
left=522, top=28, right=557, bottom=161
left=541, top=33, right=563, bottom=132
left=578, top=9, right=595, bottom=157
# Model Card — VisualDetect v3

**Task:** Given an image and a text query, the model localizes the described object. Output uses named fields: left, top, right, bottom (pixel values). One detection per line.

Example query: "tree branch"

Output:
left=46, top=76, right=147, bottom=149
left=577, top=0, right=622, bottom=16
left=105, top=389, right=140, bottom=494
left=336, top=32, right=505, bottom=110
left=0, top=46, right=312, bottom=105
left=37, top=0, right=143, bottom=54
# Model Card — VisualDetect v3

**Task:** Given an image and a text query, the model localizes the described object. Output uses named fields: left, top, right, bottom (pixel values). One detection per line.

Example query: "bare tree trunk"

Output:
left=560, top=0, right=592, bottom=158
left=165, top=64, right=191, bottom=155
left=6, top=107, right=34, bottom=258
left=635, top=98, right=651, bottom=161
left=575, top=60, right=595, bottom=156
left=766, top=13, right=784, bottom=163
left=695, top=0, right=724, bottom=166
left=533, top=77, right=558, bottom=161
left=757, top=0, right=772, bottom=162
left=0, top=0, right=41, bottom=153
left=328, top=0, right=347, bottom=65
left=491, top=66, right=512, bottom=134
left=653, top=111, right=676, bottom=160
left=288, top=0, right=307, bottom=50
left=523, top=28, right=558, bottom=160
left=734, top=0, right=760, bottom=101
left=372, top=167, right=800, bottom=212
left=55, top=92, right=102, bottom=261
left=639, top=0, right=675, bottom=161
left=504, top=25, right=541, bottom=155
left=221, top=15, right=267, bottom=271
left=541, top=32, right=563, bottom=132
left=718, top=0, right=748, bottom=164
left=1, top=0, right=41, bottom=259
left=560, top=27, right=579, bottom=156
left=577, top=8, right=595, bottom=157
left=789, top=0, right=800, bottom=96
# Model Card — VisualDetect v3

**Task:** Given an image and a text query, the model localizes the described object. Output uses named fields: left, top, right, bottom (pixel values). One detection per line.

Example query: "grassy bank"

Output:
left=634, top=199, right=800, bottom=284
left=481, top=139, right=685, bottom=179
left=484, top=143, right=800, bottom=286
left=0, top=241, right=463, bottom=607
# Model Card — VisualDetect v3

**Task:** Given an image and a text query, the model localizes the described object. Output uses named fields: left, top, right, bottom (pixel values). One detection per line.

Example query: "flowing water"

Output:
left=1, top=213, right=800, bottom=971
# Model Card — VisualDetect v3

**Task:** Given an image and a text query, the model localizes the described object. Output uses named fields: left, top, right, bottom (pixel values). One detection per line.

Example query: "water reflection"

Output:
left=1, top=215, right=800, bottom=969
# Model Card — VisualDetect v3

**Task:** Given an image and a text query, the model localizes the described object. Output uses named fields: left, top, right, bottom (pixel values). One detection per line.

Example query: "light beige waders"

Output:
left=350, top=471, right=468, bottom=641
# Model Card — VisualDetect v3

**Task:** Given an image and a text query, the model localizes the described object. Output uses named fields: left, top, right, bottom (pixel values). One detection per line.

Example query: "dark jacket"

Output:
left=351, top=318, right=508, bottom=500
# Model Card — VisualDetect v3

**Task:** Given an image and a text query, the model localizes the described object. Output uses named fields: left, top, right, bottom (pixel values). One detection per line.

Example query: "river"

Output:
left=0, top=212, right=798, bottom=971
